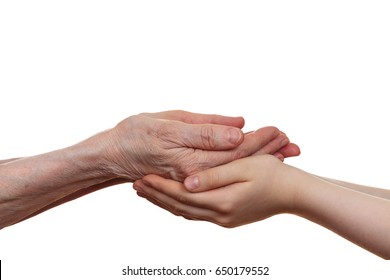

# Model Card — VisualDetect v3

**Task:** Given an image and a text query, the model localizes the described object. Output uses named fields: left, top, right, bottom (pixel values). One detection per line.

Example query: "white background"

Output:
left=1, top=1, right=389, bottom=279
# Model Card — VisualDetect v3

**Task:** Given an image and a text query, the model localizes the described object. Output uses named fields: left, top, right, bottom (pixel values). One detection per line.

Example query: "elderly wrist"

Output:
left=91, top=127, right=141, bottom=181
left=74, top=130, right=122, bottom=180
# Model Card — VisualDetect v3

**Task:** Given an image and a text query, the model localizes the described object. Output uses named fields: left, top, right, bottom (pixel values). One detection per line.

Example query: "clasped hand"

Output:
left=134, top=155, right=294, bottom=228
left=103, top=110, right=299, bottom=181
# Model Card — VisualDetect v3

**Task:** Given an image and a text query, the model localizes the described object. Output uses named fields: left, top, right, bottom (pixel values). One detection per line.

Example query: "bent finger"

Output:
left=193, top=126, right=279, bottom=170
left=250, top=130, right=288, bottom=156
left=179, top=123, right=244, bottom=150
left=277, top=143, right=301, bottom=158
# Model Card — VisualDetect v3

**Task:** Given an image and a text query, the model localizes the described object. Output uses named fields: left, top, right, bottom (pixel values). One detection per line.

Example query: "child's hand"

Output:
left=133, top=155, right=294, bottom=228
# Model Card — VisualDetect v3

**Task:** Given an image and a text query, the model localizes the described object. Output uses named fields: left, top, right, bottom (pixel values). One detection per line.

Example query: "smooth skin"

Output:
left=134, top=155, right=390, bottom=259
left=0, top=110, right=299, bottom=229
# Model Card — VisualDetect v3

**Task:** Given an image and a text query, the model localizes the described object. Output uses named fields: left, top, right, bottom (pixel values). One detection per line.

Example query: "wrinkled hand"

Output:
left=102, top=110, right=298, bottom=181
left=133, top=155, right=294, bottom=228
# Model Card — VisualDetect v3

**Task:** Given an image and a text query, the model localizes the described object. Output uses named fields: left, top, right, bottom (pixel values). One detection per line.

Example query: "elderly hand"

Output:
left=0, top=110, right=298, bottom=229
left=102, top=110, right=299, bottom=181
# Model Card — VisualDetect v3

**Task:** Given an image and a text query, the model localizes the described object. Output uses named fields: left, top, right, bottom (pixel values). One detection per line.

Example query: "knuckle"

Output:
left=232, top=148, right=249, bottom=160
left=155, top=122, right=170, bottom=137
left=174, top=109, right=186, bottom=117
left=218, top=201, right=235, bottom=214
left=176, top=194, right=188, bottom=204
left=172, top=153, right=195, bottom=179
left=154, top=121, right=180, bottom=141
left=204, top=169, right=221, bottom=188
left=180, top=160, right=196, bottom=176
left=200, top=126, right=217, bottom=149
left=172, top=203, right=184, bottom=216
left=182, top=215, right=194, bottom=221
left=215, top=215, right=235, bottom=228
left=182, top=151, right=209, bottom=176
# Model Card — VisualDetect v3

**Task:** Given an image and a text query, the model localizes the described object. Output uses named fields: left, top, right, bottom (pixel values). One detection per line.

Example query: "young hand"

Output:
left=133, top=155, right=294, bottom=227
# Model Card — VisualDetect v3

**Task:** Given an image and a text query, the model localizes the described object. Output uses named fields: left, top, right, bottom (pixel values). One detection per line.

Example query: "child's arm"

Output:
left=134, top=155, right=390, bottom=259
left=317, top=176, right=390, bottom=200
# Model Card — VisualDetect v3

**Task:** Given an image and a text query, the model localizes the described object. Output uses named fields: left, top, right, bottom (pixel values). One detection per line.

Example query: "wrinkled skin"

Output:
left=103, top=110, right=299, bottom=181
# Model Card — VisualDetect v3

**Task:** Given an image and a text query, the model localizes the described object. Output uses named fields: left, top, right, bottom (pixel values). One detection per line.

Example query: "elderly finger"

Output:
left=140, top=110, right=245, bottom=128
left=178, top=123, right=244, bottom=150
left=191, top=126, right=279, bottom=171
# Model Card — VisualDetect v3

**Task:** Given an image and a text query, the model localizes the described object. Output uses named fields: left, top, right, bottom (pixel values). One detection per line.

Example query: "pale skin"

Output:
left=0, top=110, right=299, bottom=229
left=134, top=154, right=390, bottom=259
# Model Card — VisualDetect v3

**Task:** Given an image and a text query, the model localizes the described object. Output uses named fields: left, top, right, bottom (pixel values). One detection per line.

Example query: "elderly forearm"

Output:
left=0, top=133, right=116, bottom=229
left=0, top=158, right=22, bottom=164
left=19, top=177, right=129, bottom=223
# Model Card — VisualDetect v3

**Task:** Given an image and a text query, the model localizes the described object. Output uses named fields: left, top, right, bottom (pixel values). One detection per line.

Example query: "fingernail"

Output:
left=133, top=183, right=142, bottom=192
left=281, top=137, right=289, bottom=146
left=228, top=128, right=242, bottom=144
left=274, top=152, right=284, bottom=161
left=184, top=176, right=199, bottom=191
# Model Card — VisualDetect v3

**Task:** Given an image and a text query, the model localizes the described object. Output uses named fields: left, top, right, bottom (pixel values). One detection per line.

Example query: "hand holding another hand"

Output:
left=102, top=110, right=299, bottom=181
left=133, top=155, right=295, bottom=228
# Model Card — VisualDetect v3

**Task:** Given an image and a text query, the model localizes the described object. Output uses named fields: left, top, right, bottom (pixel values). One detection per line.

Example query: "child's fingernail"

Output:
left=184, top=176, right=199, bottom=191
